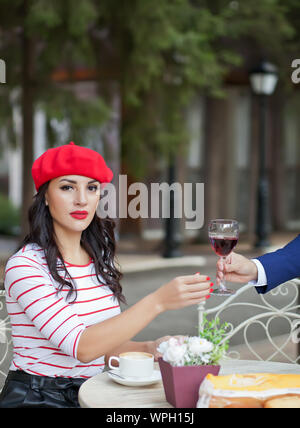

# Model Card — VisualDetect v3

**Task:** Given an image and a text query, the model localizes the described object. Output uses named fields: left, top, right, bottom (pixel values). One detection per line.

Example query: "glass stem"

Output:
left=220, top=256, right=227, bottom=291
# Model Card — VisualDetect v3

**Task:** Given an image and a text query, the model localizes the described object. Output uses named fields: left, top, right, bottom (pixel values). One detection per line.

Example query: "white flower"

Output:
left=187, top=337, right=214, bottom=355
left=156, top=335, right=218, bottom=367
left=157, top=337, right=182, bottom=355
left=164, top=343, right=187, bottom=366
left=157, top=338, right=188, bottom=366
left=157, top=340, right=169, bottom=354
left=168, top=337, right=180, bottom=347
left=200, top=353, right=211, bottom=364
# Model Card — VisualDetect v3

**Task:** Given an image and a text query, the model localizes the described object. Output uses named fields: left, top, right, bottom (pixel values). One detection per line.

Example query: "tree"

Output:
left=0, top=0, right=109, bottom=238
left=89, top=0, right=299, bottom=178
left=1, top=0, right=300, bottom=239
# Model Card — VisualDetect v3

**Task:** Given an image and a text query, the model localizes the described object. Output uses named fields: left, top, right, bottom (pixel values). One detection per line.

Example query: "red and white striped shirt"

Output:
left=4, top=243, right=121, bottom=378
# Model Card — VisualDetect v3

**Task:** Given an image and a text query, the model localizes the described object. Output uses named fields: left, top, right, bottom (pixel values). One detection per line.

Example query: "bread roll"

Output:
left=209, top=395, right=263, bottom=408
left=198, top=373, right=300, bottom=409
left=264, top=395, right=300, bottom=408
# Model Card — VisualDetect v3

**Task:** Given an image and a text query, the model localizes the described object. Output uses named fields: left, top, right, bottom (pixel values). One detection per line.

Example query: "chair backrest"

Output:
left=0, top=288, right=12, bottom=390
left=198, top=279, right=300, bottom=363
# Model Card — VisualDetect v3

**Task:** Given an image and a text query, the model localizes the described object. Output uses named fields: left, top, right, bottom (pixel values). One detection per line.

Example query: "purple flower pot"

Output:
left=158, top=358, right=220, bottom=408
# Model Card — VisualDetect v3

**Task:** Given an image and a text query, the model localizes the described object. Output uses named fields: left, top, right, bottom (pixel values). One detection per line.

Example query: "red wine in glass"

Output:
left=209, top=236, right=238, bottom=257
left=208, top=219, right=239, bottom=296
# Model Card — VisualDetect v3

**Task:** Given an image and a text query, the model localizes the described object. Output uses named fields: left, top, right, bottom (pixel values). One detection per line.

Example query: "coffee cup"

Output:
left=108, top=351, right=154, bottom=378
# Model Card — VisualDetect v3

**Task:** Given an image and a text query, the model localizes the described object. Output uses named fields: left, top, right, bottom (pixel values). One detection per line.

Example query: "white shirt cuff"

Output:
left=247, top=259, right=267, bottom=287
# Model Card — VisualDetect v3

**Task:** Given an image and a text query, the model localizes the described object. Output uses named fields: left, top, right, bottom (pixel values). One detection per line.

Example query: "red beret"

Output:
left=32, top=142, right=113, bottom=191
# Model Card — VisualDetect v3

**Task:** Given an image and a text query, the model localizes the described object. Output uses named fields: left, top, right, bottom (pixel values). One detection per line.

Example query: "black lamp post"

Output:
left=249, top=61, right=278, bottom=248
left=163, top=152, right=182, bottom=258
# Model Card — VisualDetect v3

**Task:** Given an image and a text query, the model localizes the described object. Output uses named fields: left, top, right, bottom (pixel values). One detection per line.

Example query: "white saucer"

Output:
left=107, top=369, right=162, bottom=387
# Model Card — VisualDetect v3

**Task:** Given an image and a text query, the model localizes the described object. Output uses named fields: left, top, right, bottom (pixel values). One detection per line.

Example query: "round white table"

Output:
left=78, top=360, right=300, bottom=408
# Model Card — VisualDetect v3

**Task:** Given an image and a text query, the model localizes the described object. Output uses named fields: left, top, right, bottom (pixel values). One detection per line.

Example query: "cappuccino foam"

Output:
left=121, top=352, right=152, bottom=360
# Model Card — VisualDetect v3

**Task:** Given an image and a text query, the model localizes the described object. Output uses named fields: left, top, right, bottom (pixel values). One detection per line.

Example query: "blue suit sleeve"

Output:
left=256, top=235, right=300, bottom=294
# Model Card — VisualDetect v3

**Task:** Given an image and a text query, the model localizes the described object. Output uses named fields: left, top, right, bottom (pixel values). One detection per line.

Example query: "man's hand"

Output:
left=216, top=252, right=258, bottom=285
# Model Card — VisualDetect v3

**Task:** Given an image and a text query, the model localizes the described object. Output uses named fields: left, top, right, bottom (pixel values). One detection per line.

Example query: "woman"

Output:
left=0, top=142, right=212, bottom=408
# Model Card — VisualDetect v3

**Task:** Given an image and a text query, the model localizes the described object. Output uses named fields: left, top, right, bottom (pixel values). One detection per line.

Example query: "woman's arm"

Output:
left=77, top=274, right=211, bottom=363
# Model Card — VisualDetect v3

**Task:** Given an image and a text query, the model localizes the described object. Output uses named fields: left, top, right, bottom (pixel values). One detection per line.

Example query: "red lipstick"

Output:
left=70, top=211, right=88, bottom=220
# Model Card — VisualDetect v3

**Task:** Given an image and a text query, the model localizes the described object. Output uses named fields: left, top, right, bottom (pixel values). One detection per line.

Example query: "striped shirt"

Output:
left=4, top=243, right=121, bottom=378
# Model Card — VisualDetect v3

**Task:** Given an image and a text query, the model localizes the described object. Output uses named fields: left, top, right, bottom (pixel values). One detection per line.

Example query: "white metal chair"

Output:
left=0, top=288, right=12, bottom=391
left=198, top=279, right=300, bottom=364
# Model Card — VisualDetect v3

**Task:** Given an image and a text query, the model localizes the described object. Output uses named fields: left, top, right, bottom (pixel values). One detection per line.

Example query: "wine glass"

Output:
left=208, top=219, right=239, bottom=296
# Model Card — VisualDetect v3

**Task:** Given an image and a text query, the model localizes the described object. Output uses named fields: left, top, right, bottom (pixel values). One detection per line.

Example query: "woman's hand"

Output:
left=216, top=252, right=258, bottom=285
left=152, top=273, right=212, bottom=313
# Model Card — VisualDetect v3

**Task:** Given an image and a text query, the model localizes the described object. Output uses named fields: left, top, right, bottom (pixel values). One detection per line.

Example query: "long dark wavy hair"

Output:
left=19, top=182, right=126, bottom=304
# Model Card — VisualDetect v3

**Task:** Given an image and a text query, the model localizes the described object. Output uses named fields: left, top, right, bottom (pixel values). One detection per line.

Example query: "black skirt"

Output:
left=0, top=370, right=86, bottom=408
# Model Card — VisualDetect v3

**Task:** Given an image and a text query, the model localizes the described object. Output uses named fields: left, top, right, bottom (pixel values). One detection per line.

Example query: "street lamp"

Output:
left=163, top=152, right=182, bottom=258
left=249, top=61, right=278, bottom=248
